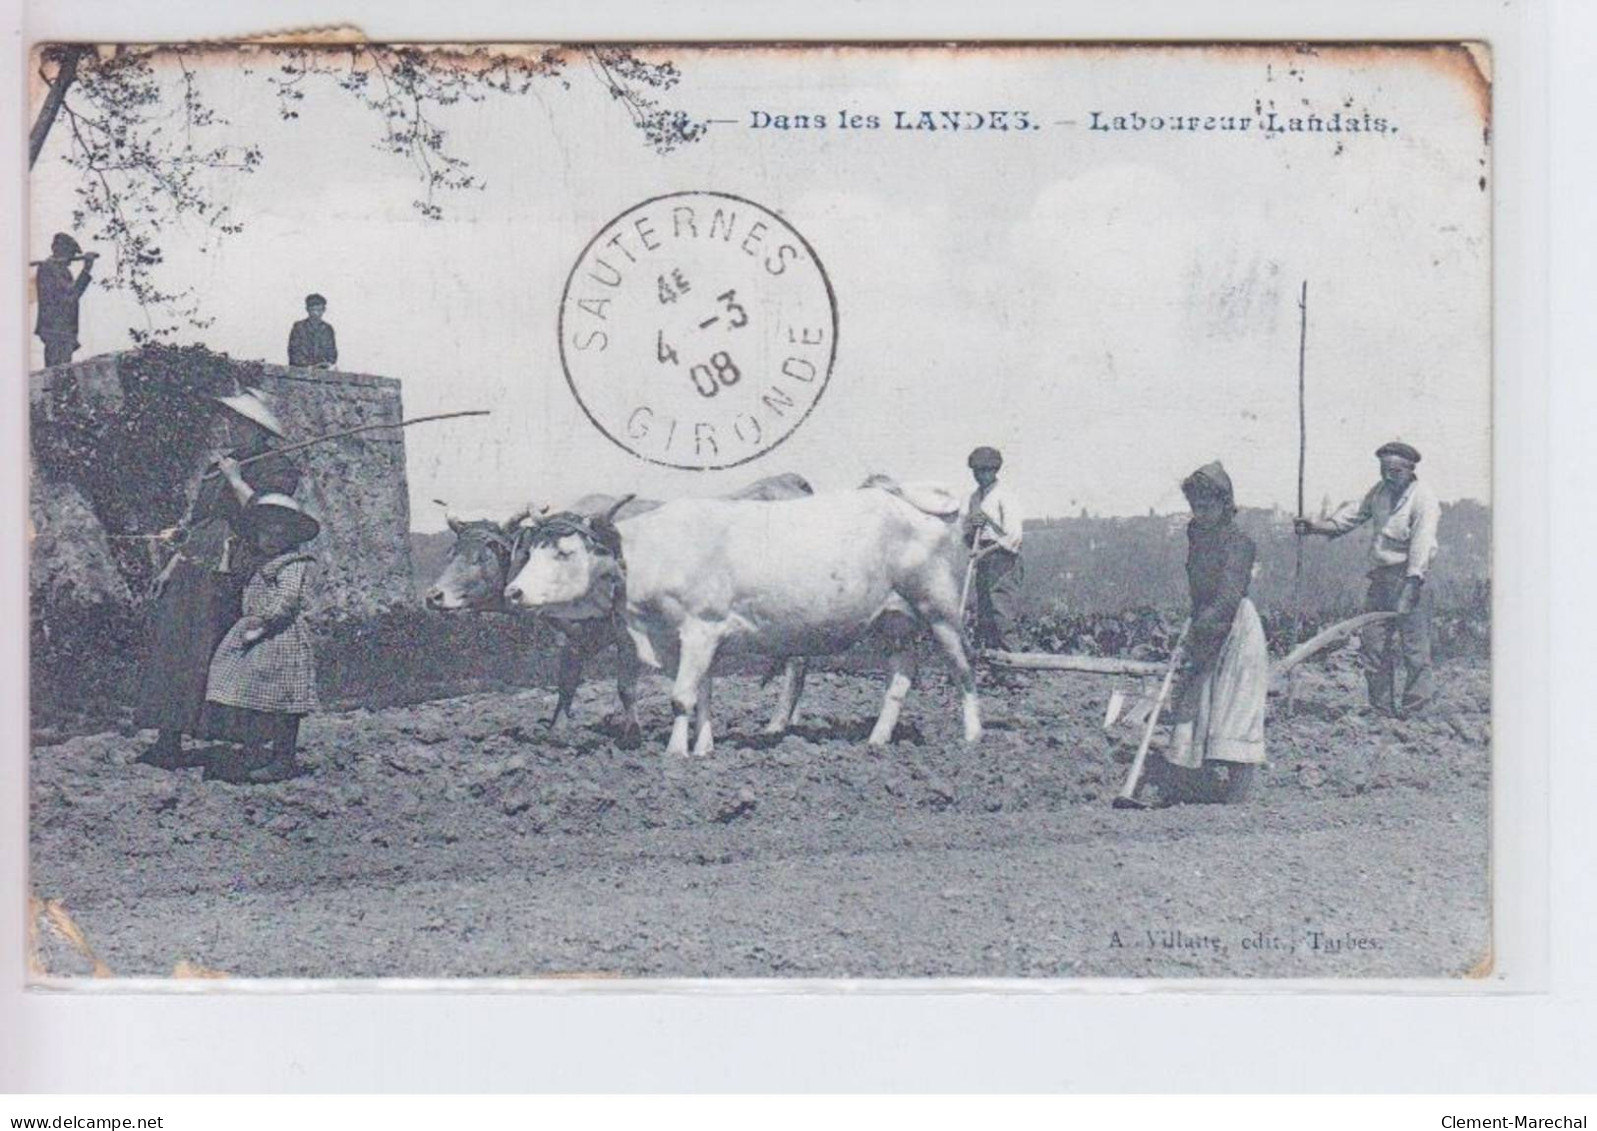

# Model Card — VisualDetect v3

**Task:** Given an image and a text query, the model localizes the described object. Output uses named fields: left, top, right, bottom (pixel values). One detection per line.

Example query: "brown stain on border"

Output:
left=171, top=960, right=231, bottom=979
left=30, top=39, right=1492, bottom=129
left=28, top=894, right=115, bottom=979
left=25, top=896, right=47, bottom=978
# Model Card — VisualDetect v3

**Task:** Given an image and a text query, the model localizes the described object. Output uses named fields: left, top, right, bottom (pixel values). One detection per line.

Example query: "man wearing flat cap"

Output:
left=962, top=446, right=1026, bottom=665
left=1296, top=440, right=1441, bottom=715
left=287, top=293, right=338, bottom=369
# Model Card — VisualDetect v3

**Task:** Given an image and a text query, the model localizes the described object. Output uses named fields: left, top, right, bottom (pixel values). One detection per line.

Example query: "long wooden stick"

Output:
left=205, top=409, right=490, bottom=476
left=991, top=610, right=1395, bottom=683
left=1295, top=280, right=1308, bottom=582
left=958, top=541, right=1000, bottom=625
left=958, top=554, right=980, bottom=623
left=1296, top=282, right=1309, bottom=584
left=1288, top=280, right=1310, bottom=718
left=986, top=651, right=1164, bottom=677
left=1113, top=620, right=1189, bottom=807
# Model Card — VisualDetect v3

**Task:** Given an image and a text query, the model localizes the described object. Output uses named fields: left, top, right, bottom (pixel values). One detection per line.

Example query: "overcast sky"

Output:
left=29, top=44, right=1491, bottom=531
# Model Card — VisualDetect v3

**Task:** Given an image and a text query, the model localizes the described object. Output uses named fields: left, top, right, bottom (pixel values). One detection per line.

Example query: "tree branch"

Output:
left=60, top=99, right=157, bottom=337
left=29, top=45, right=88, bottom=169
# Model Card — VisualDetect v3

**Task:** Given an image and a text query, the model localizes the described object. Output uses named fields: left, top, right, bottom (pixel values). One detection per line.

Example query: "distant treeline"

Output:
left=1016, top=500, right=1490, bottom=618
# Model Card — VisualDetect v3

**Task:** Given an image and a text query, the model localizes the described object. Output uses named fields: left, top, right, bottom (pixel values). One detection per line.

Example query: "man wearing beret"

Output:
left=287, top=293, right=338, bottom=369
left=1295, top=441, right=1441, bottom=715
left=962, top=446, right=1026, bottom=670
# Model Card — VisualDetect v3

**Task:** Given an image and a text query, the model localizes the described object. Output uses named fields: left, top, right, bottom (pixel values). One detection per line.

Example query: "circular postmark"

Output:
left=558, top=191, right=838, bottom=471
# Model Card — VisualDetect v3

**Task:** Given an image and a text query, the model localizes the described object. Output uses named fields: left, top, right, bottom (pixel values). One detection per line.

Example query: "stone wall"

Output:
left=29, top=453, right=131, bottom=612
left=29, top=353, right=413, bottom=621
left=249, top=363, right=413, bottom=619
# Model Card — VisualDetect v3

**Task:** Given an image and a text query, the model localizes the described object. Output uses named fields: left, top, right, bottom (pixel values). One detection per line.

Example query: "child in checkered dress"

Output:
left=201, top=494, right=320, bottom=784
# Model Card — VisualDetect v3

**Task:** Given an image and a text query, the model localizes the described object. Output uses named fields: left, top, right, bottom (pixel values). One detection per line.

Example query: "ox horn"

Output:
left=503, top=504, right=534, bottom=529
left=603, top=494, right=637, bottom=523
left=435, top=499, right=468, bottom=535
left=503, top=502, right=551, bottom=533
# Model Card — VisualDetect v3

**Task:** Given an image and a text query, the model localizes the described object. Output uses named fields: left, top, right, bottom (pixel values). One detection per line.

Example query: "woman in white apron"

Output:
left=1158, top=461, right=1268, bottom=804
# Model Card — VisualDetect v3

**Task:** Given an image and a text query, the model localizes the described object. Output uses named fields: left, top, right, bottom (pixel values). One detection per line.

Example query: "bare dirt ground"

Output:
left=28, top=652, right=1490, bottom=980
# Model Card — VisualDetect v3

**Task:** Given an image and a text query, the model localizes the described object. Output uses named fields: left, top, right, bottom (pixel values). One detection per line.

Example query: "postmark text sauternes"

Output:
left=559, top=191, right=838, bottom=471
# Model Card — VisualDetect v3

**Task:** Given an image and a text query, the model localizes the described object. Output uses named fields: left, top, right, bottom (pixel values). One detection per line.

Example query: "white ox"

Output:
left=504, top=477, right=982, bottom=757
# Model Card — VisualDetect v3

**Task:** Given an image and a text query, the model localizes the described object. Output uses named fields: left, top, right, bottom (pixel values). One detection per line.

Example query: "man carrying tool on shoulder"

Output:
left=34, top=232, right=97, bottom=367
left=962, top=446, right=1025, bottom=684
left=1295, top=440, right=1441, bottom=716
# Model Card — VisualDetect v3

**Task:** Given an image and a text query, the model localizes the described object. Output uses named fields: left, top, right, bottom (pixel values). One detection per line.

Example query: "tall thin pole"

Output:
left=1288, top=280, right=1309, bottom=717
left=1295, top=280, right=1308, bottom=582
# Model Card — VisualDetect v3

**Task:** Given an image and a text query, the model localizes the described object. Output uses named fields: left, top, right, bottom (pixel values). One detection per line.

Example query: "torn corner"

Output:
left=1463, top=41, right=1493, bottom=86
left=1454, top=41, right=1493, bottom=127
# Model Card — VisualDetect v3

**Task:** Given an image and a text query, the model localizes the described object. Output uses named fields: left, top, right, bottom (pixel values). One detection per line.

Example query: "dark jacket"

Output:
left=1182, top=462, right=1256, bottom=674
left=35, top=260, right=91, bottom=342
left=288, top=318, right=338, bottom=368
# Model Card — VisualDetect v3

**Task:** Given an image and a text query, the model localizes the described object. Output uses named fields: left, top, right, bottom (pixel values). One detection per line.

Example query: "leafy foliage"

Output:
left=584, top=47, right=708, bottom=155
left=31, top=343, right=261, bottom=588
left=41, top=45, right=263, bottom=339
left=32, top=43, right=707, bottom=335
left=267, top=45, right=558, bottom=219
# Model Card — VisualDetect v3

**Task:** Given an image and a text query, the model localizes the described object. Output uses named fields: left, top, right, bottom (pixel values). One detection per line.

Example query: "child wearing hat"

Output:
left=200, top=494, right=321, bottom=784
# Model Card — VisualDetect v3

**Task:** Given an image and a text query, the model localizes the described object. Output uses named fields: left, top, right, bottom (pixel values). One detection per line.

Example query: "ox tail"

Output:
left=757, top=657, right=789, bottom=688
left=862, top=474, right=963, bottom=520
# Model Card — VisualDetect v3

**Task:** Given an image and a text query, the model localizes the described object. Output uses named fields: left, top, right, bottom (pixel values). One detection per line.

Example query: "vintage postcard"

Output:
left=25, top=41, right=1491, bottom=981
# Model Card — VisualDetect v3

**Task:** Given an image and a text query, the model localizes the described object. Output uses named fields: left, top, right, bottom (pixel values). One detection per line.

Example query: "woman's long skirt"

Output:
left=1167, top=597, right=1268, bottom=769
left=133, top=559, right=241, bottom=734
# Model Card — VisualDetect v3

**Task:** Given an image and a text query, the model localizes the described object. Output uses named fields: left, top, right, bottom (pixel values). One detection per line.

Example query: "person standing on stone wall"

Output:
left=287, top=293, right=338, bottom=369
left=34, top=233, right=96, bottom=367
left=134, top=390, right=301, bottom=770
